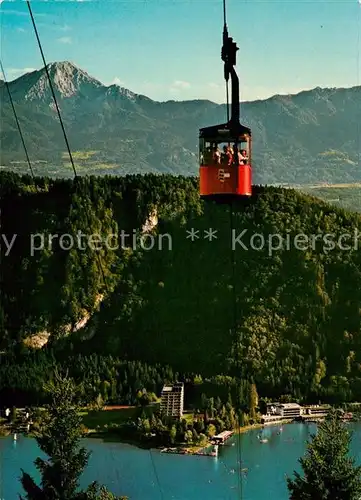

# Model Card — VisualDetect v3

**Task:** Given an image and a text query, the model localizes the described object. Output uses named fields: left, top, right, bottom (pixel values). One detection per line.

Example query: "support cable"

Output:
left=26, top=0, right=108, bottom=290
left=357, top=3, right=360, bottom=172
left=223, top=0, right=243, bottom=496
left=27, top=2, right=165, bottom=499
left=26, top=1, right=77, bottom=178
left=149, top=449, right=165, bottom=500
left=230, top=199, right=243, bottom=500
left=0, top=60, right=34, bottom=178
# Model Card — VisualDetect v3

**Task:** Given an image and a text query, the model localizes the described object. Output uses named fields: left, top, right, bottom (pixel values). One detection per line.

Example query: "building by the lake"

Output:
left=262, top=402, right=332, bottom=424
left=303, top=404, right=331, bottom=416
left=160, top=382, right=184, bottom=417
left=276, top=403, right=302, bottom=418
left=266, top=403, right=301, bottom=418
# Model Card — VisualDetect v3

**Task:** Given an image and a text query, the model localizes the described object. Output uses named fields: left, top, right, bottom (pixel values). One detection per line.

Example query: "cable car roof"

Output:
left=199, top=121, right=251, bottom=140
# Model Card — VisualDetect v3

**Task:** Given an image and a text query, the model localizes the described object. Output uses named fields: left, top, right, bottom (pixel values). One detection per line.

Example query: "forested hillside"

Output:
left=2, top=171, right=361, bottom=403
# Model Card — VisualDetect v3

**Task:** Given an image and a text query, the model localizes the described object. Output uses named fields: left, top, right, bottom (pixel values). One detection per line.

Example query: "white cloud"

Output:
left=169, top=80, right=191, bottom=97
left=7, top=68, right=36, bottom=75
left=172, top=80, right=190, bottom=89
left=111, top=77, right=126, bottom=86
left=57, top=36, right=72, bottom=44
left=59, top=24, right=71, bottom=32
left=208, top=82, right=220, bottom=89
left=1, top=9, right=46, bottom=16
left=6, top=67, right=37, bottom=78
left=0, top=9, right=27, bottom=15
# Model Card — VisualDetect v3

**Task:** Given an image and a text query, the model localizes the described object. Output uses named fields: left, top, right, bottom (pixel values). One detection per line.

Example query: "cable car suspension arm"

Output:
left=221, top=0, right=240, bottom=127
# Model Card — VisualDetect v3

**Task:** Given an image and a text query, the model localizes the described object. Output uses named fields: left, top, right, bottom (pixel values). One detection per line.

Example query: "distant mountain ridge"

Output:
left=0, top=61, right=360, bottom=184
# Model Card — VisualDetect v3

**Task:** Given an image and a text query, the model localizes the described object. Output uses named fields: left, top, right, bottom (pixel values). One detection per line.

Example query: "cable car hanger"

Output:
left=199, top=0, right=252, bottom=199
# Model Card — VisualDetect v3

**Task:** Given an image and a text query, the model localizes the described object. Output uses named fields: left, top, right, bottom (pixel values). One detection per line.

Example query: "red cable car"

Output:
left=199, top=9, right=252, bottom=198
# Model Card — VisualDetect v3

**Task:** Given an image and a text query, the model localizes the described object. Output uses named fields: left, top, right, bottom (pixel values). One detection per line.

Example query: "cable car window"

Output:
left=200, top=139, right=250, bottom=166
left=200, top=140, right=214, bottom=165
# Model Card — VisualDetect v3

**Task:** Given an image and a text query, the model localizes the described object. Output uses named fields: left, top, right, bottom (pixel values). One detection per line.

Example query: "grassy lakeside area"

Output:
left=78, top=409, right=293, bottom=443
left=79, top=406, right=139, bottom=432
left=78, top=408, right=269, bottom=452
left=78, top=407, right=211, bottom=452
left=1, top=406, right=290, bottom=452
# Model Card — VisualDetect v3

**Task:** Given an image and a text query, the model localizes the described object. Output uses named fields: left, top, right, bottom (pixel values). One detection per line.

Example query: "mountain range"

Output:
left=0, top=61, right=360, bottom=184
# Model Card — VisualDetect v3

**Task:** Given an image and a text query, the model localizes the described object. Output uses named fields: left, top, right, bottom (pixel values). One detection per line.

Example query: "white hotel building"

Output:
left=160, top=382, right=184, bottom=418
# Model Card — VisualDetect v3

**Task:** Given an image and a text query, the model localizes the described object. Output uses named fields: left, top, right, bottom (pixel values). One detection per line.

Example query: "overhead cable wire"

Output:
left=222, top=0, right=243, bottom=496
left=149, top=449, right=165, bottom=500
left=26, top=0, right=109, bottom=290
left=357, top=2, right=360, bottom=172
left=27, top=2, right=165, bottom=499
left=230, top=200, right=243, bottom=500
left=0, top=59, right=35, bottom=178
left=26, top=1, right=77, bottom=179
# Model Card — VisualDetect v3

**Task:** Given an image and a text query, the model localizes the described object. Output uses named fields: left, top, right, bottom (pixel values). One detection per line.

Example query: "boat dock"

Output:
left=211, top=430, right=234, bottom=445
left=160, top=444, right=218, bottom=457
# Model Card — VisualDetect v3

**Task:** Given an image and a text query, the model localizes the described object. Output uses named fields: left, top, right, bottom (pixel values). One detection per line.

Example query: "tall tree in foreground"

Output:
left=19, top=370, right=127, bottom=499
left=248, top=382, right=258, bottom=421
left=287, top=408, right=361, bottom=500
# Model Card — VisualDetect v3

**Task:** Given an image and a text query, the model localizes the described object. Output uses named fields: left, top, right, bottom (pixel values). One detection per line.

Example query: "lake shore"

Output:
left=3, top=422, right=361, bottom=500
left=80, top=419, right=290, bottom=453
left=5, top=405, right=353, bottom=454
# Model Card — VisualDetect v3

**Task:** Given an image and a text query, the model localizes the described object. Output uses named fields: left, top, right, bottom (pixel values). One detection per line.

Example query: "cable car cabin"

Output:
left=199, top=122, right=252, bottom=197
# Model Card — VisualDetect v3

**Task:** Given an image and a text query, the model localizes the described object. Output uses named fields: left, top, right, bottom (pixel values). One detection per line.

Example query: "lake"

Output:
left=1, top=422, right=361, bottom=499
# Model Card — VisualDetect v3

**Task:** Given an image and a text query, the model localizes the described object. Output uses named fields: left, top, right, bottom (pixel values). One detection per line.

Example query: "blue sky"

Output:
left=1, top=0, right=360, bottom=103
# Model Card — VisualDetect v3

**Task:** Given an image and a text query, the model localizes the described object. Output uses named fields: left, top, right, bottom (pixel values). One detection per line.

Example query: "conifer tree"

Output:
left=248, top=383, right=258, bottom=420
left=287, top=408, right=361, bottom=499
left=19, top=370, right=127, bottom=499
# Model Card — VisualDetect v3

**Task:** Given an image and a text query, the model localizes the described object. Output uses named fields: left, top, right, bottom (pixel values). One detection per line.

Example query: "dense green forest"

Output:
left=2, top=171, right=361, bottom=403
left=0, top=350, right=253, bottom=420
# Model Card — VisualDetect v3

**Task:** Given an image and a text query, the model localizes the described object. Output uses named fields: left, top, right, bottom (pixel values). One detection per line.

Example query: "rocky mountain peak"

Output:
left=22, top=61, right=103, bottom=101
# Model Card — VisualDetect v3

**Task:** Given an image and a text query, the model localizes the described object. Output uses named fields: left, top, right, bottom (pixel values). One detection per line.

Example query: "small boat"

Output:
left=13, top=433, right=17, bottom=441
left=257, top=434, right=268, bottom=443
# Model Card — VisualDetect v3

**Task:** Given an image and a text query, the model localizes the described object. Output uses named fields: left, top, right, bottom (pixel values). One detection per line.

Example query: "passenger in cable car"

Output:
left=239, top=149, right=248, bottom=164
left=222, top=145, right=233, bottom=165
left=232, top=144, right=242, bottom=165
left=212, top=146, right=221, bottom=164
